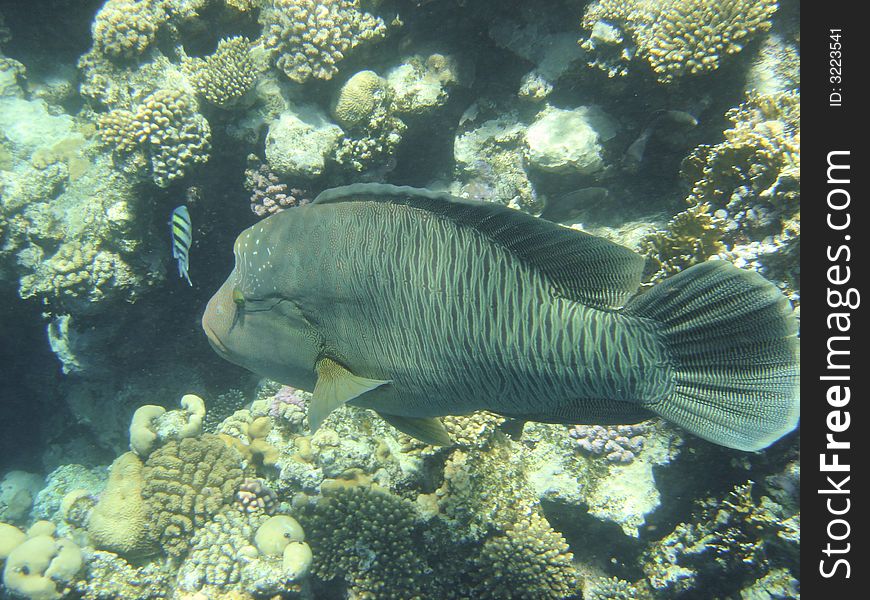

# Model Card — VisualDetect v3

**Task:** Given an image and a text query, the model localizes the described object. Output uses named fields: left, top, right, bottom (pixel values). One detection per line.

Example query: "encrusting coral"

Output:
left=580, top=0, right=778, bottom=82
left=260, top=0, right=387, bottom=83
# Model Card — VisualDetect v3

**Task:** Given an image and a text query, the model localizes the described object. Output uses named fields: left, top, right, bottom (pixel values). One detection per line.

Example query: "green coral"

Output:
left=580, top=0, right=778, bottom=82
left=97, top=88, right=211, bottom=187
left=261, top=0, right=387, bottom=83
left=301, top=484, right=429, bottom=599
left=639, top=204, right=726, bottom=282
left=185, top=36, right=257, bottom=108
left=141, top=435, right=248, bottom=559
left=92, top=0, right=169, bottom=60
left=472, top=511, right=579, bottom=599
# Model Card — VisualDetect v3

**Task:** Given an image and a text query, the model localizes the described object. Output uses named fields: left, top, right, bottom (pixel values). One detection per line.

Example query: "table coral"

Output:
left=97, top=88, right=211, bottom=187
left=185, top=37, right=257, bottom=108
left=580, top=0, right=778, bottom=82
left=260, top=0, right=387, bottom=83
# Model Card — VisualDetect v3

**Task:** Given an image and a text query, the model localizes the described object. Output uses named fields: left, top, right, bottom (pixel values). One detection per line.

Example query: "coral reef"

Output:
left=2, top=529, right=83, bottom=600
left=332, top=70, right=407, bottom=172
left=580, top=0, right=778, bottom=82
left=141, top=435, right=248, bottom=559
left=639, top=204, right=727, bottom=283
left=92, top=0, right=168, bottom=61
left=260, top=0, right=387, bottom=83
left=568, top=422, right=653, bottom=464
left=525, top=105, right=617, bottom=175
left=97, top=88, right=211, bottom=187
left=264, top=104, right=342, bottom=178
left=185, top=37, right=258, bottom=108
left=472, top=511, right=579, bottom=599
left=301, top=483, right=428, bottom=598
left=244, top=156, right=309, bottom=217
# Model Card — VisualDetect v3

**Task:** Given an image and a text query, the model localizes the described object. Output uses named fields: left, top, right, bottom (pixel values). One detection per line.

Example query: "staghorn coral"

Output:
left=97, top=88, right=211, bottom=187
left=185, top=36, right=257, bottom=108
left=639, top=203, right=727, bottom=283
left=141, top=434, right=248, bottom=559
left=472, top=511, right=579, bottom=599
left=568, top=422, right=654, bottom=464
left=301, top=484, right=429, bottom=598
left=580, top=0, right=778, bottom=82
left=92, top=0, right=168, bottom=61
left=260, top=0, right=387, bottom=83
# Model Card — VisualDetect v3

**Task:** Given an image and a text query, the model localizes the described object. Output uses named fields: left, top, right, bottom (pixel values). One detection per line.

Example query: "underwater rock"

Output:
left=265, top=104, right=343, bottom=178
left=526, top=105, right=618, bottom=175
left=0, top=471, right=44, bottom=525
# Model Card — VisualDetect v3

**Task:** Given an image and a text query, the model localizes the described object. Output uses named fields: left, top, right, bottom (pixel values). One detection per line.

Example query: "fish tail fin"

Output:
left=624, top=261, right=799, bottom=451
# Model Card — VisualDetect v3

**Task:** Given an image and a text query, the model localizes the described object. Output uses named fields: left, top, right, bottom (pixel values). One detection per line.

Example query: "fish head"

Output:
left=202, top=214, right=319, bottom=389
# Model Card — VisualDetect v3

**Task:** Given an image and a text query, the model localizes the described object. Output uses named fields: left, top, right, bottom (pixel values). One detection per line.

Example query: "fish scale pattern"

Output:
left=279, top=197, right=673, bottom=420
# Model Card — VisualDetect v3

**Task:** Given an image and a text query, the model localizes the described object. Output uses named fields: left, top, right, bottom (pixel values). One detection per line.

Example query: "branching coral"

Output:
left=643, top=481, right=798, bottom=595
left=185, top=36, right=257, bottom=108
left=472, top=511, right=579, bottom=599
left=243, top=158, right=309, bottom=218
left=97, top=88, right=211, bottom=187
left=639, top=204, right=726, bottom=282
left=92, top=0, right=169, bottom=61
left=580, top=0, right=778, bottom=82
left=260, top=0, right=387, bottom=83
left=301, top=484, right=429, bottom=598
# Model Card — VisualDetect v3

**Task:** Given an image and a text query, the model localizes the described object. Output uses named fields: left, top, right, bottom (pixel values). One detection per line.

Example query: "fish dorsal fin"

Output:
left=310, top=358, right=390, bottom=433
left=314, top=183, right=645, bottom=309
left=377, top=412, right=453, bottom=446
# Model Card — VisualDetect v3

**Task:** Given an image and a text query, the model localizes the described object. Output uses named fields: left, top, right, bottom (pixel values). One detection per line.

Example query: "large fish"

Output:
left=202, top=184, right=799, bottom=451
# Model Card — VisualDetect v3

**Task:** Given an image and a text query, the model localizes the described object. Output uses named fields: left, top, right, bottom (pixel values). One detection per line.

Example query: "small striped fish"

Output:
left=170, top=205, right=193, bottom=286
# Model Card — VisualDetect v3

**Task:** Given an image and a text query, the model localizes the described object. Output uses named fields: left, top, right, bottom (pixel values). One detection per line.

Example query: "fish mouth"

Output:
left=203, top=322, right=230, bottom=355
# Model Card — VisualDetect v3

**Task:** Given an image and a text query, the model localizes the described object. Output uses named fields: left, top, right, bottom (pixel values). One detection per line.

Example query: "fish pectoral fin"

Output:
left=378, top=412, right=453, bottom=446
left=310, top=358, right=390, bottom=433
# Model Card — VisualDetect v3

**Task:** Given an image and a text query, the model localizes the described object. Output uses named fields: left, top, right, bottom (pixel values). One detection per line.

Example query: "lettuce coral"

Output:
left=260, top=0, right=387, bottom=83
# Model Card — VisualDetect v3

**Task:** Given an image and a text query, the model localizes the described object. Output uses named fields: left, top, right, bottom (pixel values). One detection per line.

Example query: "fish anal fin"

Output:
left=378, top=412, right=453, bottom=446
left=310, top=358, right=390, bottom=433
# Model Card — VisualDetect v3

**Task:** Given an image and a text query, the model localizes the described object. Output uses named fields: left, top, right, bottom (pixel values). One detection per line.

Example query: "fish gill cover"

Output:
left=0, top=1, right=799, bottom=599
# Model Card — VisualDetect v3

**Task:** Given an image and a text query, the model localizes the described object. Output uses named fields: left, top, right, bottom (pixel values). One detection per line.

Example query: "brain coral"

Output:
left=97, top=88, right=211, bottom=187
left=141, top=434, right=248, bottom=559
left=92, top=0, right=168, bottom=60
left=473, top=511, right=579, bottom=599
left=301, top=484, right=429, bottom=598
left=185, top=36, right=257, bottom=108
left=580, top=0, right=778, bottom=82
left=261, top=0, right=387, bottom=83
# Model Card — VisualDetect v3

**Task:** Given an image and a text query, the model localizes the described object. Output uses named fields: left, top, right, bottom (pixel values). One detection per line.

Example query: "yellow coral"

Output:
left=87, top=452, right=154, bottom=557
left=92, top=0, right=168, bottom=60
left=332, top=70, right=389, bottom=128
left=186, top=37, right=257, bottom=108
left=640, top=204, right=726, bottom=282
left=261, top=0, right=387, bottom=83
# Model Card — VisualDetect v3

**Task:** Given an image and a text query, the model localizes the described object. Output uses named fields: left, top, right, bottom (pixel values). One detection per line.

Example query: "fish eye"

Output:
left=232, top=287, right=245, bottom=307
